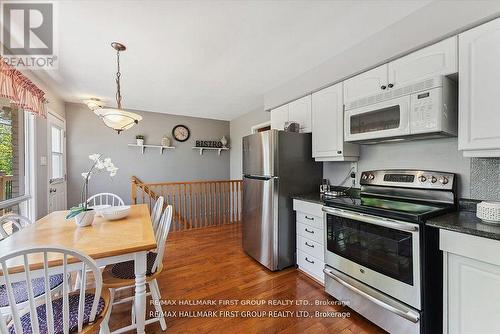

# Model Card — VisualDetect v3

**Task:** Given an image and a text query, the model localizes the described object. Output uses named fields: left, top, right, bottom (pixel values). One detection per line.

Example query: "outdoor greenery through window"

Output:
left=0, top=106, right=26, bottom=207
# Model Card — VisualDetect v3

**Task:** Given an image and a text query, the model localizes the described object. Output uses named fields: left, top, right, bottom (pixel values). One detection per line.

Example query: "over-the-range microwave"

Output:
left=344, top=76, right=457, bottom=144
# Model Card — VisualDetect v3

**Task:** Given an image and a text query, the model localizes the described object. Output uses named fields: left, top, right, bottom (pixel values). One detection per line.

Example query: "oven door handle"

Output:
left=322, top=207, right=418, bottom=232
left=323, top=268, right=420, bottom=323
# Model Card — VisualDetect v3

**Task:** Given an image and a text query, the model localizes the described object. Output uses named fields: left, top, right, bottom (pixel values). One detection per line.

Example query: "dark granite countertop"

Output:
left=291, top=193, right=325, bottom=205
left=427, top=200, right=500, bottom=241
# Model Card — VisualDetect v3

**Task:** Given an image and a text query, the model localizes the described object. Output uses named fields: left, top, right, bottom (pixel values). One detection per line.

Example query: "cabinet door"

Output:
left=458, top=18, right=500, bottom=155
left=447, top=253, right=500, bottom=334
left=270, top=104, right=289, bottom=130
left=388, top=36, right=457, bottom=88
left=288, top=95, right=312, bottom=133
left=312, top=83, right=343, bottom=158
left=344, top=64, right=388, bottom=108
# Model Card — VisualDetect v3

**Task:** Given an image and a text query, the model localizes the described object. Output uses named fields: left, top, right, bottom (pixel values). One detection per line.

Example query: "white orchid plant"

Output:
left=66, top=154, right=119, bottom=219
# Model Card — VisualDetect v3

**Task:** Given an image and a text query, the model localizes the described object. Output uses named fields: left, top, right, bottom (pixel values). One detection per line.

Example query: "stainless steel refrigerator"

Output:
left=242, top=130, right=322, bottom=271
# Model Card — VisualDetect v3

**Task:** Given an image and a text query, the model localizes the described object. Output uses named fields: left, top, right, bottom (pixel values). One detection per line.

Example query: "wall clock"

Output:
left=172, top=124, right=190, bottom=142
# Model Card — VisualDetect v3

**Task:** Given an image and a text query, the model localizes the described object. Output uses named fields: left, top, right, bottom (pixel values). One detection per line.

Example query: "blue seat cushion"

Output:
left=8, top=293, right=105, bottom=334
left=0, top=274, right=64, bottom=307
left=110, top=252, right=158, bottom=279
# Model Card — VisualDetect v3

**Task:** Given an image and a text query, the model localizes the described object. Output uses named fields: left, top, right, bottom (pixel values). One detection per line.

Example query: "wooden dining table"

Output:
left=0, top=204, right=157, bottom=334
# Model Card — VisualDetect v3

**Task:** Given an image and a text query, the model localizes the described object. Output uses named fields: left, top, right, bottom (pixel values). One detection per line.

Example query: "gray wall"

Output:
left=323, top=138, right=500, bottom=201
left=264, top=1, right=500, bottom=110
left=66, top=103, right=229, bottom=207
left=229, top=107, right=269, bottom=179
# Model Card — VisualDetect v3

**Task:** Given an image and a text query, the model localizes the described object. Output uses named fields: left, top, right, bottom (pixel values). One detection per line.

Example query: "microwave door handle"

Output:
left=322, top=207, right=418, bottom=232
left=323, top=269, right=420, bottom=323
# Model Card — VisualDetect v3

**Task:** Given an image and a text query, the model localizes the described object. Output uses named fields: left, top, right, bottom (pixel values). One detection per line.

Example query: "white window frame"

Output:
left=251, top=121, right=271, bottom=134
left=49, top=123, right=64, bottom=182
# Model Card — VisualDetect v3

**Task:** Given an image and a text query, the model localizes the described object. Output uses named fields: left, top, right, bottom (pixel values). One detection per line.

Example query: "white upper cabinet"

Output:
left=271, top=95, right=311, bottom=133
left=270, top=104, right=289, bottom=131
left=344, top=64, right=388, bottom=108
left=388, top=36, right=457, bottom=88
left=458, top=18, right=500, bottom=157
left=312, top=83, right=359, bottom=161
left=288, top=95, right=312, bottom=133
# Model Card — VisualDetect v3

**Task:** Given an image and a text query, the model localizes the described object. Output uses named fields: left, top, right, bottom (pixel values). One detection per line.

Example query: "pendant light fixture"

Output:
left=91, top=42, right=142, bottom=134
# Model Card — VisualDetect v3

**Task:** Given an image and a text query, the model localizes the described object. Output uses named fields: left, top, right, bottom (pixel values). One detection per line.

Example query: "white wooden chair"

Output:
left=0, top=214, right=33, bottom=240
left=100, top=205, right=173, bottom=333
left=0, top=246, right=110, bottom=334
left=87, top=193, right=124, bottom=207
left=0, top=215, right=69, bottom=320
left=150, top=196, right=164, bottom=236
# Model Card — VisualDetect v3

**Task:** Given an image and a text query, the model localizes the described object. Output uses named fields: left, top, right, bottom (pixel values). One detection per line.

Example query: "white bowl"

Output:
left=89, top=204, right=111, bottom=217
left=101, top=206, right=131, bottom=221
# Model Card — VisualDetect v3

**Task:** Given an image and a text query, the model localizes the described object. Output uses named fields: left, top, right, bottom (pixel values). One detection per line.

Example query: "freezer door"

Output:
left=242, top=175, right=278, bottom=270
left=242, top=130, right=276, bottom=177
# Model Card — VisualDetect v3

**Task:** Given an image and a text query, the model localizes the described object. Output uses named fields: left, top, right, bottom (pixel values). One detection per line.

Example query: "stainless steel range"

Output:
left=322, top=169, right=456, bottom=334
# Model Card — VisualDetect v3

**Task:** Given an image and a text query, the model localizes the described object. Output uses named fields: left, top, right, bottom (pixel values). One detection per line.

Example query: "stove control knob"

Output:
left=439, top=177, right=449, bottom=185
left=361, top=174, right=368, bottom=180
left=368, top=174, right=375, bottom=180
left=418, top=175, right=427, bottom=183
left=430, top=176, right=437, bottom=183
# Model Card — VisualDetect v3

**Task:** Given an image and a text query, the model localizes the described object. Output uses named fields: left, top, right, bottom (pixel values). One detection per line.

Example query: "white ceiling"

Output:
left=39, top=0, right=432, bottom=120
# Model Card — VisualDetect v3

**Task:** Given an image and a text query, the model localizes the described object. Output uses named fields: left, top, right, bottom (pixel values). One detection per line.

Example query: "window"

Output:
left=50, top=125, right=64, bottom=181
left=0, top=105, right=33, bottom=218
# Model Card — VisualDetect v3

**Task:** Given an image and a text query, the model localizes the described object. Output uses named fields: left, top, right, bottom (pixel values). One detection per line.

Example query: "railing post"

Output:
left=131, top=176, right=137, bottom=205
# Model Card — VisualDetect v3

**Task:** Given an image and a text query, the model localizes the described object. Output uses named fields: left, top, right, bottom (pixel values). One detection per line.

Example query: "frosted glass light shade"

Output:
left=94, top=107, right=142, bottom=133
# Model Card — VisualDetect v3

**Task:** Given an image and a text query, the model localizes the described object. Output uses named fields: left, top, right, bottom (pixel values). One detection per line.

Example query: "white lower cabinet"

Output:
left=293, top=199, right=324, bottom=284
left=440, top=229, right=500, bottom=334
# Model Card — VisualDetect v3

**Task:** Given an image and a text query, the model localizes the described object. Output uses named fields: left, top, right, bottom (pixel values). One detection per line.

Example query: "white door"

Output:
left=270, top=104, right=289, bottom=130
left=388, top=36, right=457, bottom=88
left=288, top=95, right=312, bottom=133
left=447, top=253, right=500, bottom=334
left=47, top=113, right=67, bottom=213
left=458, top=18, right=500, bottom=156
left=312, top=84, right=343, bottom=158
left=344, top=64, right=388, bottom=108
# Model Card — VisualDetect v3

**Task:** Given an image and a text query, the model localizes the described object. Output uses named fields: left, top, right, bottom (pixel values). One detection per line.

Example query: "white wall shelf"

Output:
left=128, top=144, right=175, bottom=154
left=192, top=147, right=229, bottom=156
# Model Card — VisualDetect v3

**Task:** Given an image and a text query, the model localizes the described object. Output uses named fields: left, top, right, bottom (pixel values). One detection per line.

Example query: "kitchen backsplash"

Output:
left=470, top=158, right=500, bottom=201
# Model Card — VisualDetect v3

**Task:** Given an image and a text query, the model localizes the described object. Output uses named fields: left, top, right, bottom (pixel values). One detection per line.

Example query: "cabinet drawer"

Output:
left=297, top=222, right=323, bottom=244
left=297, top=250, right=324, bottom=283
left=296, top=212, right=323, bottom=229
left=298, top=235, right=324, bottom=261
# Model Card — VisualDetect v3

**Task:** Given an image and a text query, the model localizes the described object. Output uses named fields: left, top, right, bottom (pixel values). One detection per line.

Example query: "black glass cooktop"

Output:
left=324, top=195, right=455, bottom=222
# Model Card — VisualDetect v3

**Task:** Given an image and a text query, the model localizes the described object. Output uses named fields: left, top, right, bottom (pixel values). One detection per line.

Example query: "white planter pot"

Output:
left=75, top=210, right=95, bottom=227
left=136, top=139, right=144, bottom=146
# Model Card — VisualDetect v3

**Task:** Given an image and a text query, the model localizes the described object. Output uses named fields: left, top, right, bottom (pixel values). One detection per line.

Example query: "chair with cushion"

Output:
left=99, top=205, right=173, bottom=333
left=0, top=214, right=33, bottom=240
left=150, top=196, right=164, bottom=236
left=0, top=246, right=110, bottom=334
left=86, top=193, right=124, bottom=207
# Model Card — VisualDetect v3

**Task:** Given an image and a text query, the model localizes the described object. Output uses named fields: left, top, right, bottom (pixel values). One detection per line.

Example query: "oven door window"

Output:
left=350, top=105, right=401, bottom=134
left=327, top=214, right=413, bottom=285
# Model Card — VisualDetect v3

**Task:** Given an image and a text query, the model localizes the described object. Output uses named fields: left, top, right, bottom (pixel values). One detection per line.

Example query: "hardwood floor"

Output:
left=107, top=224, right=385, bottom=334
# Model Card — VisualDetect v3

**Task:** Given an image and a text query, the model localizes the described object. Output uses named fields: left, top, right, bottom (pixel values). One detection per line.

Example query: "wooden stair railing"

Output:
left=131, top=176, right=243, bottom=231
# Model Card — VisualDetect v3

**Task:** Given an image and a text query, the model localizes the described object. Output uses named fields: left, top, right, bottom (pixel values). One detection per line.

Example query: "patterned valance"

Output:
left=0, top=57, right=47, bottom=118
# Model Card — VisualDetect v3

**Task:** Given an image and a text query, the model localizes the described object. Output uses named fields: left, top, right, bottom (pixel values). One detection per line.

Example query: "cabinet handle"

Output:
left=305, top=242, right=314, bottom=248
left=304, top=215, right=314, bottom=220
left=304, top=228, right=314, bottom=234
left=305, top=257, right=315, bottom=264
left=388, top=83, right=394, bottom=88
left=337, top=150, right=342, bottom=154
left=380, top=85, right=387, bottom=90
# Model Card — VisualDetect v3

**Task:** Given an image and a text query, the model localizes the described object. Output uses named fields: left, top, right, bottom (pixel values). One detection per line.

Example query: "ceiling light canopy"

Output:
left=88, top=42, right=142, bottom=134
